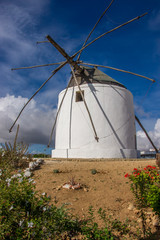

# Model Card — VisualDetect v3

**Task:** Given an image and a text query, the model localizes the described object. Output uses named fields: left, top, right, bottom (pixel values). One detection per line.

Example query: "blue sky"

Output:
left=0, top=0, right=160, bottom=153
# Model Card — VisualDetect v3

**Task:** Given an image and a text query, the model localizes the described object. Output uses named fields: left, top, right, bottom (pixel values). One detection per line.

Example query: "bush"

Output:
left=53, top=169, right=60, bottom=173
left=32, top=153, right=51, bottom=158
left=91, top=169, right=97, bottom=175
left=0, top=168, right=82, bottom=239
left=0, top=142, right=31, bottom=169
left=125, top=166, right=160, bottom=210
left=125, top=165, right=160, bottom=237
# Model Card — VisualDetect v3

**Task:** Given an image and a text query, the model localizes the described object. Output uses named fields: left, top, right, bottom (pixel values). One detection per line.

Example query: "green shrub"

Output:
left=53, top=169, right=60, bottom=173
left=125, top=165, right=160, bottom=210
left=0, top=142, right=31, bottom=169
left=32, top=153, right=50, bottom=158
left=146, top=184, right=160, bottom=218
left=91, top=169, right=97, bottom=175
left=125, top=165, right=160, bottom=237
left=0, top=168, right=81, bottom=239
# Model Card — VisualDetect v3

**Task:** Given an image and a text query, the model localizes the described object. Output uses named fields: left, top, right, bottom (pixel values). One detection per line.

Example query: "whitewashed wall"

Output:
left=52, top=83, right=138, bottom=158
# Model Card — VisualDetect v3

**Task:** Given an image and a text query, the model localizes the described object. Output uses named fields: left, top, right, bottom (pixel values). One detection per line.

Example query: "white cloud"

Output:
left=149, top=10, right=160, bottom=32
left=134, top=104, right=150, bottom=118
left=1, top=95, right=159, bottom=152
left=0, top=95, right=56, bottom=146
left=137, top=118, right=160, bottom=150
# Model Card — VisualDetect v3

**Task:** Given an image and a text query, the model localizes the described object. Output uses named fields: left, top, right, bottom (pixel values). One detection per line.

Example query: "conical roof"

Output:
left=68, top=66, right=126, bottom=88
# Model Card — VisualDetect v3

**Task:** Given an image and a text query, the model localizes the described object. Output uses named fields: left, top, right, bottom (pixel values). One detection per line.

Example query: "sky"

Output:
left=0, top=0, right=160, bottom=153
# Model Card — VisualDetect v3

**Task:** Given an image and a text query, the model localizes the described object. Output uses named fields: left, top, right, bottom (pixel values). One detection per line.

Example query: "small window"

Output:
left=75, top=90, right=84, bottom=102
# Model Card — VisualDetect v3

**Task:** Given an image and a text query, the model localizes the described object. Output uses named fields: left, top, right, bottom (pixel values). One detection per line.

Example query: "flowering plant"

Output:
left=125, top=165, right=160, bottom=216
left=125, top=165, right=160, bottom=237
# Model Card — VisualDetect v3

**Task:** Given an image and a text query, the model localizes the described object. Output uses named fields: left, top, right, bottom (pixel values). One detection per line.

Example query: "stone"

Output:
left=128, top=203, right=135, bottom=211
left=29, top=162, right=36, bottom=170
left=137, top=218, right=142, bottom=223
left=146, top=218, right=151, bottom=223
left=36, top=159, right=44, bottom=164
left=24, top=171, right=32, bottom=178
left=152, top=216, right=159, bottom=226
left=146, top=211, right=153, bottom=216
left=84, top=187, right=89, bottom=192
left=133, top=209, right=139, bottom=214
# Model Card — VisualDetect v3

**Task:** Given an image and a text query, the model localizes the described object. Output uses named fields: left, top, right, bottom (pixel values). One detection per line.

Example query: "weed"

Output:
left=91, top=169, right=97, bottom=175
left=0, top=125, right=31, bottom=170
left=53, top=169, right=60, bottom=173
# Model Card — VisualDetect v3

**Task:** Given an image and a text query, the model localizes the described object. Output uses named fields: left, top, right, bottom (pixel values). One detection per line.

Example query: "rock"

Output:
left=137, top=218, right=142, bottom=223
left=11, top=173, right=22, bottom=179
left=29, top=162, right=36, bottom=170
left=29, top=161, right=42, bottom=171
left=56, top=186, right=61, bottom=190
left=133, top=209, right=139, bottom=214
left=24, top=171, right=32, bottom=178
left=152, top=216, right=159, bottom=226
left=36, top=159, right=44, bottom=164
left=153, top=220, right=159, bottom=227
left=128, top=203, right=135, bottom=211
left=146, top=211, right=153, bottom=216
left=84, top=187, right=89, bottom=192
left=146, top=218, right=151, bottom=223
left=25, top=168, right=30, bottom=172
left=63, top=184, right=71, bottom=189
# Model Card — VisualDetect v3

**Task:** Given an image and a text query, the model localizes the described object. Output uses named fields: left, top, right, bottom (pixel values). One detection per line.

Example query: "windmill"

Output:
left=10, top=0, right=158, bottom=158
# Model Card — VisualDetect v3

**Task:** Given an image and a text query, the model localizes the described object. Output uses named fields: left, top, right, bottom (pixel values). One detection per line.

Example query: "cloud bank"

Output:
left=0, top=94, right=160, bottom=151
left=0, top=95, right=56, bottom=146
left=137, top=118, right=160, bottom=151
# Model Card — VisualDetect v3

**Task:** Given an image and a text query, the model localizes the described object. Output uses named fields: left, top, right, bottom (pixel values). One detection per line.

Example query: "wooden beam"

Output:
left=72, top=12, right=148, bottom=59
left=70, top=65, right=99, bottom=142
left=46, top=35, right=82, bottom=72
left=11, top=62, right=65, bottom=71
left=9, top=61, right=67, bottom=133
left=77, top=0, right=114, bottom=61
left=135, top=115, right=158, bottom=153
left=80, top=62, right=155, bottom=82
left=36, top=41, right=50, bottom=44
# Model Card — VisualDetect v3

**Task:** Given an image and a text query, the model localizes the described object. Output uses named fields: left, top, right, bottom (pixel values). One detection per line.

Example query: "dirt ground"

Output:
left=33, top=158, right=159, bottom=238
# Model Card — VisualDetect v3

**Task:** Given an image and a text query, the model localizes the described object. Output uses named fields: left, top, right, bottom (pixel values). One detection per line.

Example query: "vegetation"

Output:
left=1, top=138, right=160, bottom=239
left=0, top=142, right=31, bottom=170
left=32, top=153, right=51, bottom=158
left=125, top=165, right=160, bottom=238
left=91, top=169, right=98, bottom=175
left=0, top=141, right=125, bottom=239
left=53, top=169, right=60, bottom=173
left=1, top=166, right=128, bottom=239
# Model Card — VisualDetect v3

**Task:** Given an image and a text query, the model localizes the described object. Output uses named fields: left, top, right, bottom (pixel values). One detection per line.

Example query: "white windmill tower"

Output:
left=52, top=66, right=137, bottom=158
left=10, top=1, right=158, bottom=158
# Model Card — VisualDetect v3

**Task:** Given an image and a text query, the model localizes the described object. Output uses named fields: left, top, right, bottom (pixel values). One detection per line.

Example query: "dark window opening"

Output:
left=76, top=90, right=84, bottom=102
